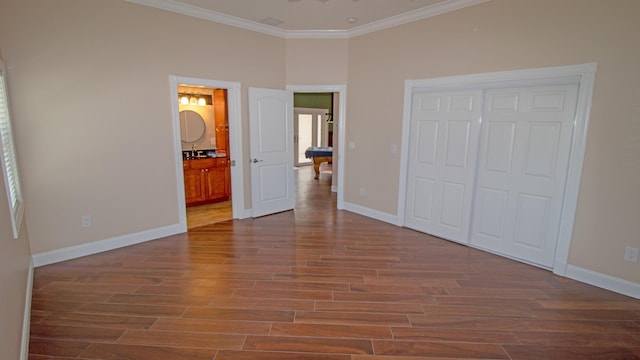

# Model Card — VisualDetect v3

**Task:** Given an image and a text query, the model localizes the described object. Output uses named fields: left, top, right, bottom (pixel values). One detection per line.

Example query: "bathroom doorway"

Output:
left=178, top=85, right=232, bottom=229
left=170, top=76, right=245, bottom=230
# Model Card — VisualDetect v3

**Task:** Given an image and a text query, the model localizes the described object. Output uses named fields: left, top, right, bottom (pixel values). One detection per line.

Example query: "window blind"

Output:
left=0, top=66, right=23, bottom=238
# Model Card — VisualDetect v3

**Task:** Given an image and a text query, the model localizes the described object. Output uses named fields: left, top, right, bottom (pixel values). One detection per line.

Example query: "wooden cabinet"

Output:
left=183, top=158, right=230, bottom=207
left=214, top=89, right=229, bottom=154
left=184, top=166, right=206, bottom=204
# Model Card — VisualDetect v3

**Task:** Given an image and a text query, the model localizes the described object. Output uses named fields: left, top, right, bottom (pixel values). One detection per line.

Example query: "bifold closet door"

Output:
left=470, top=84, right=579, bottom=267
left=404, top=90, right=482, bottom=243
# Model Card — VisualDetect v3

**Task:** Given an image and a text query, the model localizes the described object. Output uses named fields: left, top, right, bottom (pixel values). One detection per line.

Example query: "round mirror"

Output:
left=179, top=110, right=206, bottom=143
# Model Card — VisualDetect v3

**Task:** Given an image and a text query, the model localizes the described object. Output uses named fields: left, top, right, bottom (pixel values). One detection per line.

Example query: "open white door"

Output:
left=249, top=87, right=294, bottom=217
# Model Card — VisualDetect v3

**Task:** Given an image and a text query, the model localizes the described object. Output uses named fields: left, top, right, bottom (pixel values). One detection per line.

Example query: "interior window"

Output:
left=0, top=60, right=24, bottom=238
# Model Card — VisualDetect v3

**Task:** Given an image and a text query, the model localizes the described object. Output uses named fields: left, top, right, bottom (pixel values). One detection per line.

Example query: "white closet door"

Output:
left=404, top=90, right=482, bottom=243
left=470, top=84, right=579, bottom=267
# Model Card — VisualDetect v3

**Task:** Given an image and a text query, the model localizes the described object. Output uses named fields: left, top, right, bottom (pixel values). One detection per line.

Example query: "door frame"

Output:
left=397, top=63, right=597, bottom=275
left=169, top=75, right=245, bottom=227
left=287, top=85, right=346, bottom=209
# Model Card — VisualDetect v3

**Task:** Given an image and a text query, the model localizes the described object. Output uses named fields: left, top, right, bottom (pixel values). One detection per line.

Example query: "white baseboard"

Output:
left=331, top=185, right=337, bottom=193
left=20, top=259, right=34, bottom=360
left=237, top=208, right=252, bottom=219
left=32, top=223, right=186, bottom=267
left=344, top=201, right=639, bottom=299
left=343, top=201, right=398, bottom=225
left=552, top=260, right=568, bottom=276
left=564, top=264, right=639, bottom=299
left=28, top=206, right=639, bottom=303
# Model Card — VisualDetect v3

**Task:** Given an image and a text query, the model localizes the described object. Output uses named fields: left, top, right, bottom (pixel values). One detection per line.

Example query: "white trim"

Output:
left=408, top=63, right=594, bottom=89
left=32, top=223, right=184, bottom=267
left=169, top=76, right=248, bottom=221
left=395, top=80, right=415, bottom=227
left=347, top=0, right=490, bottom=38
left=126, top=0, right=288, bottom=38
left=565, top=265, right=640, bottom=299
left=343, top=202, right=399, bottom=226
left=553, top=64, right=597, bottom=275
left=284, top=30, right=350, bottom=40
left=20, top=259, right=33, bottom=360
left=399, top=63, right=597, bottom=275
left=287, top=85, right=347, bottom=210
left=126, top=0, right=490, bottom=39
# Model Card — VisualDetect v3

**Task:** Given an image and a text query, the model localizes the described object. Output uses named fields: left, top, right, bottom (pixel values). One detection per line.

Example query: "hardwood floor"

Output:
left=187, top=201, right=232, bottom=230
left=29, top=165, right=640, bottom=359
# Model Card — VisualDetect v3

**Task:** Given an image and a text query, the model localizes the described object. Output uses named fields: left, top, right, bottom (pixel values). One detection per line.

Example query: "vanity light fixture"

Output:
left=178, top=92, right=212, bottom=106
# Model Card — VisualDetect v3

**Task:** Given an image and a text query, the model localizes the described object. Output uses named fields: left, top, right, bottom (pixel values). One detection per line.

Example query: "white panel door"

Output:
left=470, top=84, right=579, bottom=267
left=249, top=87, right=294, bottom=218
left=404, top=90, right=482, bottom=243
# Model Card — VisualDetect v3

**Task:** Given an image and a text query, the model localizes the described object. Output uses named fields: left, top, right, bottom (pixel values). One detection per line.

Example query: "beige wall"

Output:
left=0, top=50, right=32, bottom=360
left=0, top=0, right=285, bottom=254
left=285, top=39, right=349, bottom=85
left=345, top=0, right=640, bottom=282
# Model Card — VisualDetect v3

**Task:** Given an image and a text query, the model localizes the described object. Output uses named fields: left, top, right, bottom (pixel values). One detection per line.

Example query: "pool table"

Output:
left=304, top=146, right=332, bottom=179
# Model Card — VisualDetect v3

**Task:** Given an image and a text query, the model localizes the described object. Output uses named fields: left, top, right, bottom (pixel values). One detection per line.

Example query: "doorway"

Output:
left=289, top=87, right=345, bottom=204
left=170, top=76, right=245, bottom=230
left=247, top=86, right=345, bottom=218
left=179, top=85, right=232, bottom=229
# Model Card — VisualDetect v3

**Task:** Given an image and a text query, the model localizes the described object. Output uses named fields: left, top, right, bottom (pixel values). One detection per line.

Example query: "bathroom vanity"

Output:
left=183, top=157, right=230, bottom=207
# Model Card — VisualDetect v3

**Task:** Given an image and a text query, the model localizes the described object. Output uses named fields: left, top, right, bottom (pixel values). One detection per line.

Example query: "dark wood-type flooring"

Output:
left=29, top=165, right=640, bottom=359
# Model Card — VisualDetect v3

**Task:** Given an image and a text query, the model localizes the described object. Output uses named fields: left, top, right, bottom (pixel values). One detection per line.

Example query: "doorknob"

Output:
left=252, top=158, right=263, bottom=163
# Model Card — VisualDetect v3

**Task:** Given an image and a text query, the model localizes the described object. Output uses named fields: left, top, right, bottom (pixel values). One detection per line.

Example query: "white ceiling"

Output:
left=127, top=0, right=490, bottom=38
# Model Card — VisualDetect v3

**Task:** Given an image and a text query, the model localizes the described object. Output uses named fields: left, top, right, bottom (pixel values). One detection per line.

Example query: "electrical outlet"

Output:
left=624, top=246, right=639, bottom=262
left=81, top=215, right=92, bottom=228
left=359, top=187, right=365, bottom=197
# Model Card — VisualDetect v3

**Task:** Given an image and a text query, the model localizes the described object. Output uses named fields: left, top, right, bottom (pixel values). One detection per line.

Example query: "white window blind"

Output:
left=0, top=62, right=24, bottom=238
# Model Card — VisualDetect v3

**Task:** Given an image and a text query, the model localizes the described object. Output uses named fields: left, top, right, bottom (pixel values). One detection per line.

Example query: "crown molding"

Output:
left=125, top=0, right=491, bottom=39
left=125, top=0, right=289, bottom=37
left=285, top=29, right=351, bottom=40
left=347, top=0, right=491, bottom=38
